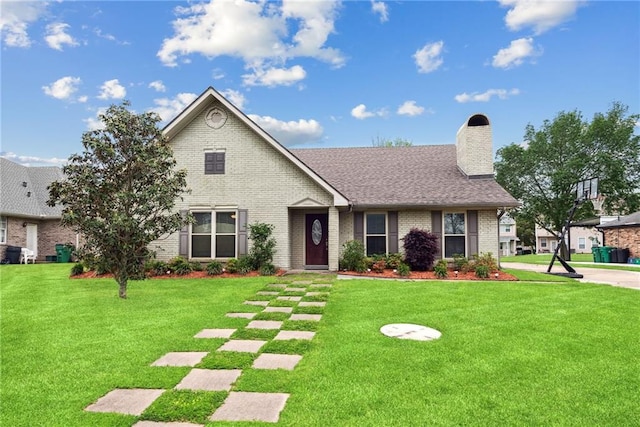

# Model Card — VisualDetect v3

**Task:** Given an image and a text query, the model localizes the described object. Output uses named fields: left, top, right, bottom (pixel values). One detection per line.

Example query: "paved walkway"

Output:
left=85, top=281, right=332, bottom=424
left=501, top=262, right=640, bottom=290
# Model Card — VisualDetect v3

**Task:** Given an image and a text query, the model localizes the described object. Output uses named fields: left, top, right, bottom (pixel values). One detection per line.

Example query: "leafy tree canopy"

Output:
left=372, top=136, right=413, bottom=147
left=48, top=101, right=190, bottom=298
left=496, top=102, right=640, bottom=237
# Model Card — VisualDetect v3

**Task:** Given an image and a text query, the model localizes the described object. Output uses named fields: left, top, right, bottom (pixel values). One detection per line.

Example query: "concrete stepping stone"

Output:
left=310, top=284, right=332, bottom=288
left=274, top=330, right=315, bottom=340
left=175, top=368, right=242, bottom=391
left=263, top=306, right=293, bottom=313
left=277, top=296, right=301, bottom=301
left=85, top=388, right=165, bottom=416
left=305, top=292, right=328, bottom=296
left=244, top=300, right=269, bottom=306
left=151, top=352, right=208, bottom=367
left=133, top=422, right=203, bottom=427
left=298, top=301, right=326, bottom=307
left=292, top=280, right=312, bottom=285
left=267, top=284, right=287, bottom=288
left=257, top=291, right=280, bottom=295
left=252, top=353, right=302, bottom=371
left=209, top=392, right=289, bottom=423
left=289, top=314, right=322, bottom=321
left=217, top=340, right=266, bottom=353
left=194, top=328, right=236, bottom=339
left=284, top=287, right=306, bottom=292
left=247, top=320, right=283, bottom=329
left=226, top=312, right=256, bottom=319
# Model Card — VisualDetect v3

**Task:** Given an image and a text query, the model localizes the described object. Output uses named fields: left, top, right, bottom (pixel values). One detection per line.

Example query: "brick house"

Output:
left=596, top=211, right=640, bottom=258
left=0, top=158, right=77, bottom=262
left=155, top=87, right=519, bottom=270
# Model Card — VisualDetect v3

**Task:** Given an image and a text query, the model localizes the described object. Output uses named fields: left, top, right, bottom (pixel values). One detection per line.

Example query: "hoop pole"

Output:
left=547, top=198, right=581, bottom=274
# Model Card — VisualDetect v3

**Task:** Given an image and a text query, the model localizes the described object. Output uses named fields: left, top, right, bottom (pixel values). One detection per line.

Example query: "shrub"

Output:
left=237, top=255, right=253, bottom=275
left=168, top=256, right=192, bottom=276
left=372, top=259, right=386, bottom=273
left=248, top=222, right=276, bottom=270
left=206, top=260, right=223, bottom=275
left=340, top=240, right=367, bottom=272
left=70, top=263, right=85, bottom=276
left=473, top=252, right=499, bottom=272
left=434, top=259, right=448, bottom=278
left=260, top=263, right=277, bottom=276
left=475, top=264, right=489, bottom=278
left=146, top=260, right=168, bottom=276
left=189, top=261, right=203, bottom=271
left=452, top=253, right=469, bottom=271
left=397, top=262, right=411, bottom=277
left=385, top=253, right=403, bottom=269
left=402, top=228, right=439, bottom=271
left=225, top=258, right=238, bottom=274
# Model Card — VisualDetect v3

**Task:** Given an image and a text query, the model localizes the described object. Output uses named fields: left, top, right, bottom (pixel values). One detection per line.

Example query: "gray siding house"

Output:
left=156, top=87, right=519, bottom=270
left=0, top=158, right=76, bottom=262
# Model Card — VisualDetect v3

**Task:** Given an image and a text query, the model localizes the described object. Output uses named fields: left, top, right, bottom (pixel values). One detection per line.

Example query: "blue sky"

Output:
left=1, top=0, right=638, bottom=166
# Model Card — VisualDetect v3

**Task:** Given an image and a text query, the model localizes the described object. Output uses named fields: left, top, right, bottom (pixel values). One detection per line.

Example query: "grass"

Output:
left=2, top=264, right=638, bottom=426
left=502, top=253, right=640, bottom=271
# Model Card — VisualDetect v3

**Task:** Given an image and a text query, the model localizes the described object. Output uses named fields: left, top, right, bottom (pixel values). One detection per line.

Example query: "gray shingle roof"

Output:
left=596, top=211, right=640, bottom=229
left=0, top=157, right=65, bottom=218
left=291, top=145, right=519, bottom=209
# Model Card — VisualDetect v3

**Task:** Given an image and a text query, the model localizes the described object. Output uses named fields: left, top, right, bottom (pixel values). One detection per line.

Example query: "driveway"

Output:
left=501, top=262, right=640, bottom=290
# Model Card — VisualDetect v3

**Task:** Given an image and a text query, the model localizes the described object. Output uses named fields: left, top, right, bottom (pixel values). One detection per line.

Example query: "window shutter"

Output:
left=388, top=211, right=398, bottom=253
left=179, top=210, right=189, bottom=257
left=431, top=210, right=442, bottom=258
left=467, top=210, right=479, bottom=257
left=238, top=209, right=248, bottom=257
left=354, top=212, right=364, bottom=244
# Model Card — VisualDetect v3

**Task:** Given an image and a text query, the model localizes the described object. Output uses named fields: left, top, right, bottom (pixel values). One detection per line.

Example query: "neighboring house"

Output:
left=157, top=87, right=519, bottom=270
left=596, top=211, right=640, bottom=258
left=499, top=214, right=518, bottom=256
left=0, top=158, right=76, bottom=262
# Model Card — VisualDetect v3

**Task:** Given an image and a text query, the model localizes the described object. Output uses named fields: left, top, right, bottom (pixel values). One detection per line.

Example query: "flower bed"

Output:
left=340, top=268, right=518, bottom=281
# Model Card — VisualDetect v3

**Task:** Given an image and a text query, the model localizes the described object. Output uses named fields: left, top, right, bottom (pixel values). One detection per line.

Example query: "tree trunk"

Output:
left=116, top=277, right=128, bottom=299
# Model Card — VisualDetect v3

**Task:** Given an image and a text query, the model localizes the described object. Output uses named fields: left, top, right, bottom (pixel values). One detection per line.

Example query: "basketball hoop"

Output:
left=576, top=177, right=599, bottom=201
left=591, top=194, right=605, bottom=213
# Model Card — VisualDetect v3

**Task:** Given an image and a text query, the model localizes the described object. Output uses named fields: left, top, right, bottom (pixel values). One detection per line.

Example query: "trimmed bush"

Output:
left=402, top=228, right=439, bottom=271
left=206, top=261, right=223, bottom=275
left=236, top=255, right=253, bottom=275
left=434, top=259, right=448, bottom=278
left=70, top=262, right=85, bottom=277
left=248, top=222, right=276, bottom=271
left=397, top=262, right=411, bottom=277
left=168, top=256, right=192, bottom=276
left=225, top=258, right=238, bottom=274
left=475, top=264, right=489, bottom=278
left=339, top=240, right=367, bottom=273
left=260, top=263, right=277, bottom=276
left=385, top=253, right=403, bottom=269
left=372, top=259, right=386, bottom=273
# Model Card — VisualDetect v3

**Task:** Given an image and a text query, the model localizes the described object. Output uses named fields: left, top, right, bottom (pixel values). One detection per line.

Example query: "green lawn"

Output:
left=502, top=253, right=640, bottom=272
left=2, top=264, right=639, bottom=426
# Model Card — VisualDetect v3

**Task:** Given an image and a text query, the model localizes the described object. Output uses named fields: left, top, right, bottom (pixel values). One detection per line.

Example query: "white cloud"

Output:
left=243, top=65, right=306, bottom=87
left=220, top=89, right=246, bottom=110
left=351, top=104, right=386, bottom=120
left=492, top=37, right=542, bottom=69
left=94, top=28, right=130, bottom=45
left=397, top=100, right=425, bottom=117
left=157, top=0, right=344, bottom=87
left=151, top=92, right=198, bottom=122
left=499, top=0, right=584, bottom=35
left=98, top=79, right=126, bottom=100
left=371, top=1, right=389, bottom=22
left=44, top=22, right=78, bottom=51
left=84, top=107, right=107, bottom=131
left=42, top=76, right=82, bottom=100
left=78, top=95, right=88, bottom=103
left=413, top=41, right=444, bottom=73
left=149, top=80, right=166, bottom=92
left=0, top=151, right=67, bottom=167
left=454, top=88, right=521, bottom=103
left=248, top=114, right=323, bottom=146
left=0, top=1, right=47, bottom=47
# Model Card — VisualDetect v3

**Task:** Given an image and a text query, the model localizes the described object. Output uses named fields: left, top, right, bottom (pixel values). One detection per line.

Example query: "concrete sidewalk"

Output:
left=501, top=262, right=640, bottom=290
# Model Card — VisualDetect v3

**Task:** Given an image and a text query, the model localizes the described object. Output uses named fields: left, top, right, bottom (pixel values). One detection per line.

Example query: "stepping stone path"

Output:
left=85, top=278, right=331, bottom=423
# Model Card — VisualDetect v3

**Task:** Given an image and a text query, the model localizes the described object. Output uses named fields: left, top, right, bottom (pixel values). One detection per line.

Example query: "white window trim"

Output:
left=364, top=212, right=388, bottom=256
left=0, top=216, right=6, bottom=244
left=578, top=237, right=586, bottom=249
left=189, top=210, right=238, bottom=260
left=443, top=211, right=467, bottom=258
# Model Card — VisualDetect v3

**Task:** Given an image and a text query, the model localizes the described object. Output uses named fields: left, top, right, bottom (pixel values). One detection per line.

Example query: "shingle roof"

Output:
left=596, top=211, right=640, bottom=229
left=0, top=157, right=65, bottom=218
left=291, top=145, right=519, bottom=209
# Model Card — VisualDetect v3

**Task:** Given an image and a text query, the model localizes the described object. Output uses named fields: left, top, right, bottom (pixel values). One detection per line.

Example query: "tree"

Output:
left=496, top=102, right=640, bottom=255
left=372, top=136, right=413, bottom=147
left=48, top=101, right=190, bottom=298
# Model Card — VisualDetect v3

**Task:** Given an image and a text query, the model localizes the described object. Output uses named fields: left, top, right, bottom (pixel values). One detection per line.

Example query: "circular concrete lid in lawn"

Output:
left=380, top=323, right=441, bottom=341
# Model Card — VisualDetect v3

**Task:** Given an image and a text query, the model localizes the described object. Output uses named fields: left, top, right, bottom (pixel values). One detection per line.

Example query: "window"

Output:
left=540, top=238, right=547, bottom=248
left=191, top=211, right=236, bottom=258
left=444, top=212, right=465, bottom=257
left=0, top=216, right=6, bottom=244
left=578, top=237, right=586, bottom=250
left=504, top=225, right=511, bottom=233
left=205, top=152, right=225, bottom=174
left=365, top=213, right=386, bottom=256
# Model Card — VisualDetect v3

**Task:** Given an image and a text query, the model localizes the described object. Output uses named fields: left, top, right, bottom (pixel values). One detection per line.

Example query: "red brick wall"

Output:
left=0, top=216, right=76, bottom=261
left=602, top=226, right=640, bottom=258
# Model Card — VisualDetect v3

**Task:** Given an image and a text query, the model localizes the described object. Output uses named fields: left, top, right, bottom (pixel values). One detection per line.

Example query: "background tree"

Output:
left=372, top=136, right=413, bottom=147
left=48, top=101, right=190, bottom=298
left=496, top=102, right=640, bottom=256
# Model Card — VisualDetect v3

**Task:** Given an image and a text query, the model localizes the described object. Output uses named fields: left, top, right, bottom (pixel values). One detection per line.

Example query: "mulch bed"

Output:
left=72, top=270, right=286, bottom=280
left=340, top=269, right=518, bottom=281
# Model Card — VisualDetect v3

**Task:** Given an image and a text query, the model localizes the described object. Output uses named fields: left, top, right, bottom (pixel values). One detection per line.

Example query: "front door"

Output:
left=305, top=214, right=328, bottom=267
left=26, top=224, right=38, bottom=257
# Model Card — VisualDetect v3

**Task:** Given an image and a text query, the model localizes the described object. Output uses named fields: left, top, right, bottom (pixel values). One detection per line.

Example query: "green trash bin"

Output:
left=55, top=244, right=72, bottom=263
left=591, top=247, right=602, bottom=263
left=601, top=246, right=614, bottom=263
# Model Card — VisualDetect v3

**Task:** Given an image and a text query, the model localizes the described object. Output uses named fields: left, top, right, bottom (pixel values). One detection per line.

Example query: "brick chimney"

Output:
left=456, top=114, right=493, bottom=178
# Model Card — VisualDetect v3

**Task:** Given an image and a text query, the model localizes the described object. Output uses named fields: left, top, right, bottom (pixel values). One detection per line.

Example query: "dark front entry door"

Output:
left=305, top=214, right=328, bottom=266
